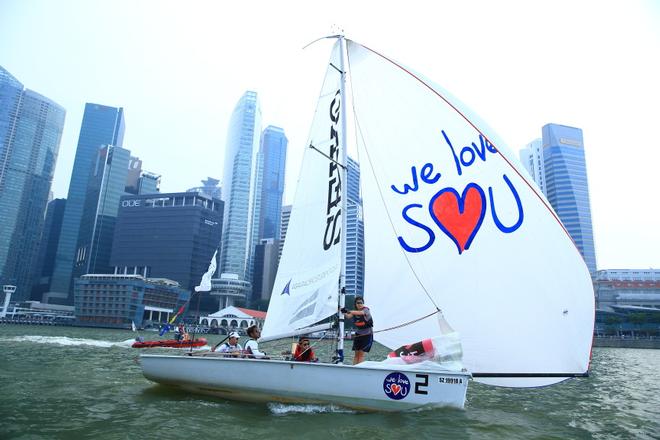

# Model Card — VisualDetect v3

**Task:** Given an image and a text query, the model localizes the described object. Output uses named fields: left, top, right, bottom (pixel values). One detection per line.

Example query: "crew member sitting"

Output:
left=216, top=331, right=242, bottom=356
left=292, top=336, right=318, bottom=362
left=244, top=325, right=268, bottom=359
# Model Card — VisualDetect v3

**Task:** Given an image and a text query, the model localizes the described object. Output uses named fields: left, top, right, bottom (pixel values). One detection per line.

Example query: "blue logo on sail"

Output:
left=281, top=279, right=291, bottom=296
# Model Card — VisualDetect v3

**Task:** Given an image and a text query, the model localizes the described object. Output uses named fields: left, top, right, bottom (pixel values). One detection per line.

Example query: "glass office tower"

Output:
left=0, top=66, right=65, bottom=301
left=219, top=91, right=262, bottom=285
left=345, top=156, right=364, bottom=297
left=542, top=123, right=597, bottom=273
left=49, top=104, right=124, bottom=303
left=257, top=126, right=287, bottom=240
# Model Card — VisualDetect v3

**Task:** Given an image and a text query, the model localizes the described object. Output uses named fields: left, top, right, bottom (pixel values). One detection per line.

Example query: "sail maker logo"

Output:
left=323, top=90, right=342, bottom=250
left=390, top=130, right=524, bottom=255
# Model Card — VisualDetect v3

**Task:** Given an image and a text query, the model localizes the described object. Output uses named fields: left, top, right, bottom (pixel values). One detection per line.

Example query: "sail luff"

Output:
left=336, top=35, right=348, bottom=361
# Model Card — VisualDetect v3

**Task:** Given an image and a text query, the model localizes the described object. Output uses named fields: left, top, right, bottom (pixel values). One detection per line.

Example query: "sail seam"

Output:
left=349, top=40, right=577, bottom=250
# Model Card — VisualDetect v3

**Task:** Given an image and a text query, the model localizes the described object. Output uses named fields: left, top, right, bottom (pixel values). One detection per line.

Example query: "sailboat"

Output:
left=139, top=36, right=594, bottom=411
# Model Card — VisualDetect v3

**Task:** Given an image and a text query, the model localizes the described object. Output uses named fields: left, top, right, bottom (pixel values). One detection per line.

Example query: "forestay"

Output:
left=347, top=40, right=594, bottom=387
left=261, top=42, right=344, bottom=342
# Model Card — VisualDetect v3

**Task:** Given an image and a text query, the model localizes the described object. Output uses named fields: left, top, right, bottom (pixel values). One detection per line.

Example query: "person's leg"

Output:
left=353, top=350, right=364, bottom=365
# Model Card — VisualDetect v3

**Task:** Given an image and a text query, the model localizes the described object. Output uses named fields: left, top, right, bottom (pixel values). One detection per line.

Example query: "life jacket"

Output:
left=353, top=308, right=373, bottom=329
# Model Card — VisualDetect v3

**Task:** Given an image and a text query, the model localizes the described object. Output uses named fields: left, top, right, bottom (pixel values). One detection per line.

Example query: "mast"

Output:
left=336, top=34, right=348, bottom=364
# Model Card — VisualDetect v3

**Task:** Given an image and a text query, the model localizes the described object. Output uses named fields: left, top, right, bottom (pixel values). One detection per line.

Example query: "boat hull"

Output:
left=132, top=338, right=207, bottom=349
left=140, top=354, right=469, bottom=411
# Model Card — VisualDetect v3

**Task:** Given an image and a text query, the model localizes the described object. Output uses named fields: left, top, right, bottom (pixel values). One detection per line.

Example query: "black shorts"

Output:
left=352, top=333, right=373, bottom=352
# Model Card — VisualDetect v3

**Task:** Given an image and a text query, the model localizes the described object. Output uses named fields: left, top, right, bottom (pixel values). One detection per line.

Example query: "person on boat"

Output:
left=341, top=296, right=373, bottom=365
left=292, top=336, right=318, bottom=362
left=244, top=325, right=268, bottom=359
left=216, top=331, right=243, bottom=356
left=174, top=325, right=182, bottom=341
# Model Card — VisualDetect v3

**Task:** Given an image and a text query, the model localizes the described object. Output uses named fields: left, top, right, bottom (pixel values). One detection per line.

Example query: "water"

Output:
left=1, top=325, right=658, bottom=439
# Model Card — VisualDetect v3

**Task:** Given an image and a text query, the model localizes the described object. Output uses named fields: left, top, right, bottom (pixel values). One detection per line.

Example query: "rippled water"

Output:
left=1, top=325, right=658, bottom=439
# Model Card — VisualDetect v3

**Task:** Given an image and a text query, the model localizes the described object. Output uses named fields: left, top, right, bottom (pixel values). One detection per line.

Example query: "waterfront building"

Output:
left=187, top=177, right=221, bottom=199
left=0, top=67, right=65, bottom=301
left=520, top=124, right=597, bottom=274
left=257, top=126, right=288, bottom=240
left=109, top=192, right=223, bottom=313
left=50, top=103, right=125, bottom=303
left=199, top=306, right=266, bottom=332
left=345, top=157, right=364, bottom=297
left=279, top=204, right=292, bottom=260
left=32, top=198, right=66, bottom=301
left=218, top=91, right=261, bottom=299
left=252, top=238, right=280, bottom=305
left=210, top=274, right=252, bottom=310
left=594, top=269, right=660, bottom=310
left=74, top=274, right=189, bottom=329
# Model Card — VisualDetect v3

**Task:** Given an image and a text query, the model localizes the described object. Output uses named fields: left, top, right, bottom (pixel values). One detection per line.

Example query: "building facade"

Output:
left=50, top=103, right=125, bottom=303
left=219, top=91, right=262, bottom=296
left=257, top=126, right=287, bottom=240
left=32, top=198, right=66, bottom=301
left=345, top=157, right=364, bottom=297
left=520, top=124, right=597, bottom=274
left=279, top=204, right=292, bottom=260
left=252, top=238, right=280, bottom=304
left=74, top=274, right=189, bottom=329
left=0, top=66, right=65, bottom=301
left=187, top=177, right=221, bottom=199
left=110, top=192, right=223, bottom=312
left=594, top=269, right=660, bottom=310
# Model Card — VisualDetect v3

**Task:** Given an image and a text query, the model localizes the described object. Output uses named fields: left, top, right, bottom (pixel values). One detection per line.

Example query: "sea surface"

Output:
left=0, top=325, right=658, bottom=440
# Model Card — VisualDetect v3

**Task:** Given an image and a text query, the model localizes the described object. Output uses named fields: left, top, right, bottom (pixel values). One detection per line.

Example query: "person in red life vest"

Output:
left=341, top=296, right=373, bottom=365
left=292, top=336, right=318, bottom=362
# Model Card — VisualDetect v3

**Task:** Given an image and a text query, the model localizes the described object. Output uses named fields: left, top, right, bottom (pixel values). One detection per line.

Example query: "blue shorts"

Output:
left=352, top=333, right=373, bottom=352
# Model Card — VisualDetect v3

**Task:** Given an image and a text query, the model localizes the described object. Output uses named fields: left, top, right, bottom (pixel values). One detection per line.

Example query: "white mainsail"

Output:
left=347, top=40, right=594, bottom=387
left=261, top=42, right=344, bottom=342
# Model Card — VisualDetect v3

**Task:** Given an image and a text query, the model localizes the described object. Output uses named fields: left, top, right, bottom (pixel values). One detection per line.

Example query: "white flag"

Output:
left=195, top=250, right=217, bottom=292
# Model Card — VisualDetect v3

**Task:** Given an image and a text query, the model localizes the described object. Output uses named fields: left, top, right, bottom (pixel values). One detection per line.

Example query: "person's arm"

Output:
left=245, top=340, right=267, bottom=358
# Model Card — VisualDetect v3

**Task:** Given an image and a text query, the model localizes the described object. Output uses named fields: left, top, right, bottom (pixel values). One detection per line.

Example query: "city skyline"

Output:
left=1, top=1, right=658, bottom=269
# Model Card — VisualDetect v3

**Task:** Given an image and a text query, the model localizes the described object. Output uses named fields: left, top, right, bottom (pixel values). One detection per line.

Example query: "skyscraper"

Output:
left=520, top=124, right=597, bottom=274
left=49, top=104, right=124, bottom=303
left=32, top=198, right=66, bottom=301
left=219, top=91, right=262, bottom=292
left=0, top=66, right=65, bottom=301
left=345, top=156, right=364, bottom=296
left=279, top=204, right=292, bottom=259
left=257, top=126, right=288, bottom=240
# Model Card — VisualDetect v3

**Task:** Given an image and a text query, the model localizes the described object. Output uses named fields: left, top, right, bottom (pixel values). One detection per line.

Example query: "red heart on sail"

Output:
left=430, top=184, right=486, bottom=254
left=390, top=384, right=402, bottom=395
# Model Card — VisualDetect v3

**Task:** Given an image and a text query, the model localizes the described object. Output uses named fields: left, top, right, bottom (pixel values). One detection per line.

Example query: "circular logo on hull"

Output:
left=383, top=372, right=410, bottom=400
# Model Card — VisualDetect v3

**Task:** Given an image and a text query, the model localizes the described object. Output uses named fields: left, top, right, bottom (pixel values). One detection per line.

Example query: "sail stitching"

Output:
left=346, top=46, right=442, bottom=318
left=349, top=40, right=576, bottom=249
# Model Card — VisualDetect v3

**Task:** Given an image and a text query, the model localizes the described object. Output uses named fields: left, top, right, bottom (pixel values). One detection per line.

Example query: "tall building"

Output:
left=219, top=91, right=262, bottom=298
left=0, top=66, right=65, bottom=301
left=138, top=171, right=161, bottom=195
left=32, top=198, right=66, bottom=301
left=279, top=204, right=292, bottom=259
left=110, top=192, right=223, bottom=313
left=252, top=238, right=280, bottom=305
left=257, top=126, right=288, bottom=240
left=520, top=124, right=597, bottom=274
left=75, top=144, right=132, bottom=278
left=345, top=157, right=364, bottom=297
left=50, top=103, right=125, bottom=303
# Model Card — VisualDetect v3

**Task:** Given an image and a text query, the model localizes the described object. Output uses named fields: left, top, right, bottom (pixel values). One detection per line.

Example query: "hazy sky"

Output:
left=1, top=0, right=658, bottom=269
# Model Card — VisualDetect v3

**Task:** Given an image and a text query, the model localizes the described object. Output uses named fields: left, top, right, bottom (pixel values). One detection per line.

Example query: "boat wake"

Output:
left=1, top=335, right=135, bottom=348
left=267, top=403, right=355, bottom=415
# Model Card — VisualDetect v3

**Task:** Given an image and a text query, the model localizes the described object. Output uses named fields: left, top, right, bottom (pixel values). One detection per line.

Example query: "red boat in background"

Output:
left=132, top=338, right=208, bottom=349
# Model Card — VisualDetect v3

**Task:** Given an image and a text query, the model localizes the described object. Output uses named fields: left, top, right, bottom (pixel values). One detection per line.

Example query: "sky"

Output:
left=1, top=0, right=658, bottom=270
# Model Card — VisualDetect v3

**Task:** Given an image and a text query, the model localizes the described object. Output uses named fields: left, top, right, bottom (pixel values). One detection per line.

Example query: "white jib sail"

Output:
left=347, top=40, right=594, bottom=387
left=261, top=42, right=344, bottom=342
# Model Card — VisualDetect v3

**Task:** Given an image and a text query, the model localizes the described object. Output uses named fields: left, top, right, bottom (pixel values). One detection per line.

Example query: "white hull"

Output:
left=140, top=354, right=469, bottom=411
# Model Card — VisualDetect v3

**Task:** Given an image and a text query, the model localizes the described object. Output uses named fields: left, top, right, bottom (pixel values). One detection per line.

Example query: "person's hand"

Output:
left=340, top=307, right=348, bottom=314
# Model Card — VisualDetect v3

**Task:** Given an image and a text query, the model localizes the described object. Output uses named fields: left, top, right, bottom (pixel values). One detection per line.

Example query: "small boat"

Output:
left=132, top=338, right=207, bottom=349
left=140, top=35, right=594, bottom=411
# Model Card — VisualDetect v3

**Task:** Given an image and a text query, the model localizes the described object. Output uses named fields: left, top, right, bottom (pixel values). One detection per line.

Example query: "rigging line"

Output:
left=372, top=310, right=440, bottom=334
left=309, top=143, right=347, bottom=169
left=345, top=46, right=441, bottom=314
left=349, top=39, right=576, bottom=249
